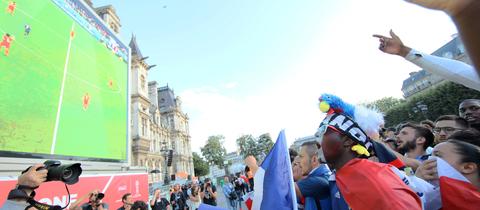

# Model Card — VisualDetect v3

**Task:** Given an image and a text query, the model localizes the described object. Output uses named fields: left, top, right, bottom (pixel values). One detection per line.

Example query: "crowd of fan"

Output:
left=148, top=171, right=253, bottom=210
left=287, top=98, right=480, bottom=210
left=2, top=0, right=480, bottom=209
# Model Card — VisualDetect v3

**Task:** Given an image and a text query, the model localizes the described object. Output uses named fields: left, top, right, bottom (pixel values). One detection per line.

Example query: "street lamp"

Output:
left=223, top=160, right=229, bottom=177
left=412, top=101, right=428, bottom=119
left=160, top=141, right=172, bottom=185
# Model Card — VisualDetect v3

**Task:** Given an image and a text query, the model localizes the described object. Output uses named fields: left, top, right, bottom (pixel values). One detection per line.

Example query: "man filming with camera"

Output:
left=0, top=160, right=84, bottom=210
left=70, top=190, right=109, bottom=210
left=1, top=160, right=83, bottom=210
left=0, top=164, right=48, bottom=210
left=200, top=178, right=217, bottom=206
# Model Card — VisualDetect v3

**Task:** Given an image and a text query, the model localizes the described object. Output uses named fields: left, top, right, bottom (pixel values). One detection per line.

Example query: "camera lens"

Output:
left=63, top=168, right=73, bottom=179
left=60, top=163, right=82, bottom=185
left=97, top=193, right=105, bottom=200
left=43, top=161, right=82, bottom=185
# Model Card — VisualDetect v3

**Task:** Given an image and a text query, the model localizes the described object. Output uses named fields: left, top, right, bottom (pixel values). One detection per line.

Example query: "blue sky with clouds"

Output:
left=95, top=0, right=457, bottom=152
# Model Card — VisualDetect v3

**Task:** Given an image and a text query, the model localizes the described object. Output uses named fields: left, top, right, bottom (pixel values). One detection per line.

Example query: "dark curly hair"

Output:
left=131, top=201, right=148, bottom=210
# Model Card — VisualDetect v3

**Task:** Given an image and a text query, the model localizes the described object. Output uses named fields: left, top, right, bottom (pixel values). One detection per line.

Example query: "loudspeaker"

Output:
left=167, top=150, right=173, bottom=167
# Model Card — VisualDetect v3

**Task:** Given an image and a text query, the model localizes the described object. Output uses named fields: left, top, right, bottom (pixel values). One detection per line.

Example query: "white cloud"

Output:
left=179, top=0, right=458, bottom=154
left=181, top=83, right=325, bottom=154
left=224, top=82, right=238, bottom=89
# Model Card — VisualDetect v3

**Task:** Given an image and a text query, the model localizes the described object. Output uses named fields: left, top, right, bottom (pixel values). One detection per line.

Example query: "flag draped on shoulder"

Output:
left=399, top=157, right=480, bottom=210
left=335, top=158, right=422, bottom=210
left=252, top=130, right=297, bottom=210
left=437, top=157, right=480, bottom=210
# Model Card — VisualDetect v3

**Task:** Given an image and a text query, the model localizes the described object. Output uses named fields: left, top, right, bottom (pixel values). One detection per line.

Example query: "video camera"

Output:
left=92, top=192, right=105, bottom=203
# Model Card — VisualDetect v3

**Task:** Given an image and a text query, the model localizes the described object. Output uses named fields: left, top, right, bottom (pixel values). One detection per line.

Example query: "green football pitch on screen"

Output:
left=0, top=0, right=128, bottom=160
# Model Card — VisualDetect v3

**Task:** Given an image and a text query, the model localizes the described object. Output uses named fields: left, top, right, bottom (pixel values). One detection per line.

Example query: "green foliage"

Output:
left=362, top=97, right=405, bottom=114
left=236, top=134, right=257, bottom=157
left=200, top=135, right=227, bottom=168
left=384, top=82, right=480, bottom=127
left=257, top=133, right=274, bottom=156
left=236, top=133, right=274, bottom=160
left=193, top=152, right=209, bottom=177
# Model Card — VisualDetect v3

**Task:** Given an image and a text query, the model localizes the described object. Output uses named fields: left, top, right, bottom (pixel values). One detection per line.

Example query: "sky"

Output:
left=95, top=0, right=458, bottom=153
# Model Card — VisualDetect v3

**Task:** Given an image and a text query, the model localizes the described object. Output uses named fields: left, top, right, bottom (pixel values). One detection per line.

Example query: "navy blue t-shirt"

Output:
left=297, top=165, right=331, bottom=210
left=328, top=172, right=350, bottom=210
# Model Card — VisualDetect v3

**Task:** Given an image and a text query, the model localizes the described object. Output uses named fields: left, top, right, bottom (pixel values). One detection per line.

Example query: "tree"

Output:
left=236, top=133, right=274, bottom=161
left=193, top=152, right=209, bottom=177
left=201, top=135, right=227, bottom=168
left=236, top=134, right=258, bottom=158
left=362, top=97, right=404, bottom=114
left=384, top=82, right=480, bottom=127
left=257, top=133, right=274, bottom=159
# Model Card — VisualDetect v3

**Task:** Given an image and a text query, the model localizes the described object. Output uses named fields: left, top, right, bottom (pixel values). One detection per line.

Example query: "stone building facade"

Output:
left=129, top=36, right=194, bottom=184
left=290, top=135, right=317, bottom=152
left=86, top=0, right=194, bottom=184
left=94, top=5, right=121, bottom=34
left=157, top=87, right=194, bottom=177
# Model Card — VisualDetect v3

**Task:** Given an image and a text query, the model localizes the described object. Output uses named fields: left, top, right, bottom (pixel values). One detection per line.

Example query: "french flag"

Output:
left=371, top=141, right=405, bottom=169
left=252, top=130, right=297, bottom=210
left=436, top=157, right=480, bottom=210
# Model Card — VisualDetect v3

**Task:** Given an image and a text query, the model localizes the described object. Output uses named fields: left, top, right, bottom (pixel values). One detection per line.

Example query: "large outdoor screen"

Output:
left=0, top=0, right=129, bottom=161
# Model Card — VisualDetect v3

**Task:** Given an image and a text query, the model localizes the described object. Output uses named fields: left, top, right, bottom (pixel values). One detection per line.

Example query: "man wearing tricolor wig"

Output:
left=317, top=94, right=422, bottom=210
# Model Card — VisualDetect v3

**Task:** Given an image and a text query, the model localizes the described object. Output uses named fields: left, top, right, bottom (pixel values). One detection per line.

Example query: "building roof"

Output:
left=431, top=36, right=463, bottom=57
left=295, top=135, right=316, bottom=142
left=95, top=5, right=116, bottom=12
left=225, top=152, right=241, bottom=158
left=290, top=135, right=317, bottom=150
left=158, top=86, right=176, bottom=110
left=401, top=36, right=464, bottom=91
left=401, top=70, right=429, bottom=91
left=129, top=34, right=143, bottom=58
left=94, top=5, right=121, bottom=24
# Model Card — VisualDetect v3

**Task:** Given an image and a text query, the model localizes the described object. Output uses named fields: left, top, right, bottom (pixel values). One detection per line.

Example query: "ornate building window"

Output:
left=180, top=140, right=184, bottom=154
left=140, top=75, right=146, bottom=91
left=152, top=131, right=156, bottom=151
left=150, top=139, right=154, bottom=152
left=170, top=117, right=175, bottom=130
left=141, top=118, right=147, bottom=136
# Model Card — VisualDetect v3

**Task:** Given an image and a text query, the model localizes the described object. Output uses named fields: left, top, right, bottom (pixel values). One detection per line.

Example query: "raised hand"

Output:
left=373, top=30, right=411, bottom=57
left=18, top=164, right=48, bottom=188
left=415, top=158, right=438, bottom=181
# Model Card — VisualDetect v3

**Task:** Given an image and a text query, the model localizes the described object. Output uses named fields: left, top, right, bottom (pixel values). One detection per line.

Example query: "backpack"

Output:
left=229, top=190, right=238, bottom=200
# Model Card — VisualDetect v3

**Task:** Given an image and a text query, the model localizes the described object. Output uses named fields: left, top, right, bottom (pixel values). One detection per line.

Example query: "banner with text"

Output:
left=0, top=173, right=148, bottom=209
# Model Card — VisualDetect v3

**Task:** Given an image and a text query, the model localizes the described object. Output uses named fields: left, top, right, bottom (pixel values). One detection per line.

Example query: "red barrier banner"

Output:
left=0, top=173, right=148, bottom=209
